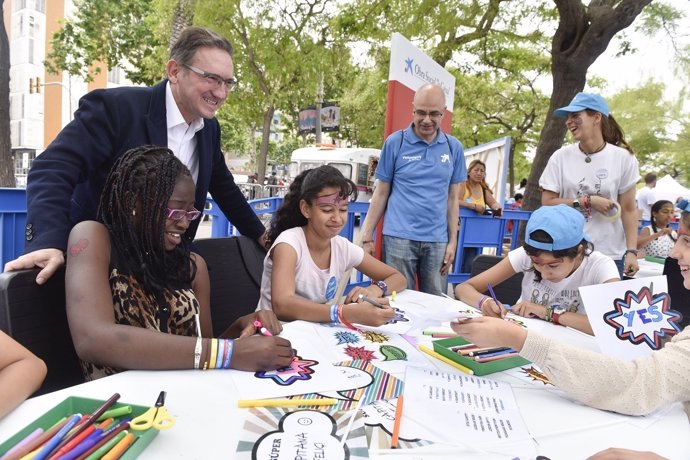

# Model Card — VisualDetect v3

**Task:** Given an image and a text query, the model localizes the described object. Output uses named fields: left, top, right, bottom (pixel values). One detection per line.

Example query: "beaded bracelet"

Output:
left=193, top=336, right=203, bottom=370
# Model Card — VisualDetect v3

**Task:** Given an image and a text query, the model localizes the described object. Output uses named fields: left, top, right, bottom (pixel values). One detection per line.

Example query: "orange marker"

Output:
left=390, top=395, right=404, bottom=449
left=100, top=433, right=135, bottom=460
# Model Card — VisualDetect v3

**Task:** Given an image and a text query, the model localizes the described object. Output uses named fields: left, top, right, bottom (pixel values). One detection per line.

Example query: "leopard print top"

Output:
left=80, top=267, right=200, bottom=381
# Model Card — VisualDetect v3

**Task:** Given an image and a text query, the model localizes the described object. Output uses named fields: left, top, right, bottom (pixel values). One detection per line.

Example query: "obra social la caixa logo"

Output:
left=404, top=57, right=413, bottom=73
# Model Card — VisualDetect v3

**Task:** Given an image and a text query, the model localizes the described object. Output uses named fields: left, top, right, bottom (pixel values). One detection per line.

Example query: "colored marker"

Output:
left=390, top=396, right=404, bottom=449
left=100, top=433, right=135, bottom=460
left=475, top=352, right=519, bottom=363
left=418, top=344, right=474, bottom=375
left=82, top=432, right=127, bottom=460
left=238, top=398, right=337, bottom=408
left=1, top=418, right=69, bottom=460
left=0, top=428, right=43, bottom=460
left=96, top=406, right=132, bottom=422
left=32, top=414, right=82, bottom=460
left=253, top=320, right=273, bottom=336
left=358, top=294, right=384, bottom=308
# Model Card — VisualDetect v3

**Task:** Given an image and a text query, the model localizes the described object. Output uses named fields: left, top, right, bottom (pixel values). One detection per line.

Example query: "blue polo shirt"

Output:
left=376, top=123, right=466, bottom=242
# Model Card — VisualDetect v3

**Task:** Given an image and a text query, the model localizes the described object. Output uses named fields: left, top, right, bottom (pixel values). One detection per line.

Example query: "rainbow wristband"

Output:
left=222, top=339, right=234, bottom=369
left=209, top=339, right=218, bottom=369
left=215, top=339, right=225, bottom=369
left=330, top=304, right=339, bottom=323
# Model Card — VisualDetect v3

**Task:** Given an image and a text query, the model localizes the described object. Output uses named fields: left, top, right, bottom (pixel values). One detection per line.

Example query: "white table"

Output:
left=635, top=258, right=665, bottom=278
left=1, top=290, right=688, bottom=459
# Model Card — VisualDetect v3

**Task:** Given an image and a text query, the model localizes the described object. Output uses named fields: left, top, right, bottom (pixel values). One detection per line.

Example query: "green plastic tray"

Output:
left=433, top=337, right=530, bottom=376
left=644, top=255, right=665, bottom=265
left=0, top=396, right=158, bottom=459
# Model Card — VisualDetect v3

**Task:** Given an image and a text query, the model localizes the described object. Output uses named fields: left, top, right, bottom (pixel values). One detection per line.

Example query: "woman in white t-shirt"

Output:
left=637, top=200, right=677, bottom=259
left=539, top=92, right=640, bottom=278
left=455, top=205, right=619, bottom=335
left=256, top=165, right=406, bottom=327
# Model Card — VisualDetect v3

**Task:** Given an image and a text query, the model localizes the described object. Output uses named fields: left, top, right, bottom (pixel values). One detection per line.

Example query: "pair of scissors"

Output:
left=131, top=391, right=176, bottom=431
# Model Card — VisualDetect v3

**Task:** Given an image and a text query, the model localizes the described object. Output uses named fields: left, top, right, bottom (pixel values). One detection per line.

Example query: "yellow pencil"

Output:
left=238, top=398, right=338, bottom=408
left=418, top=344, right=474, bottom=375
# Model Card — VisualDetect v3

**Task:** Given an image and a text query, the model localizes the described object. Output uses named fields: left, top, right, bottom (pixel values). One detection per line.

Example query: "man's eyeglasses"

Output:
left=413, top=110, right=444, bottom=119
left=183, top=64, right=237, bottom=91
left=165, top=207, right=202, bottom=221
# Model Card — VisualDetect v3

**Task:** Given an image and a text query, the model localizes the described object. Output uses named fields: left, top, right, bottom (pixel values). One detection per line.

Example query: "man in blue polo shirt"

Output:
left=360, top=84, right=466, bottom=296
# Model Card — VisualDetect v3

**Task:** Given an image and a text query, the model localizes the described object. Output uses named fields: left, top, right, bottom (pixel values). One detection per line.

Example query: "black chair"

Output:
left=0, top=268, right=83, bottom=395
left=470, top=254, right=524, bottom=305
left=663, top=257, right=690, bottom=329
left=194, top=236, right=267, bottom=336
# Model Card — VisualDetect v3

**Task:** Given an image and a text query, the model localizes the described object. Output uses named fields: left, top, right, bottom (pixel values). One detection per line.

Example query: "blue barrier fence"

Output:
left=1, top=188, right=529, bottom=288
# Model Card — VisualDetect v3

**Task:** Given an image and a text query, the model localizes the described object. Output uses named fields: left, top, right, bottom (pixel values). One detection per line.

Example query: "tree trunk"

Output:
left=523, top=0, right=652, bottom=212
left=170, top=0, right=196, bottom=48
left=0, top=3, right=14, bottom=187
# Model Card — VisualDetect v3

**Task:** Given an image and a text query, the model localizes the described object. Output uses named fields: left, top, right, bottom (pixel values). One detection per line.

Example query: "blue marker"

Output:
left=33, top=413, right=82, bottom=460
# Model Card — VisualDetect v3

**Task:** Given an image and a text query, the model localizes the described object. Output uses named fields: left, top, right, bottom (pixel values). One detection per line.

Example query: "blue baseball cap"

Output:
left=678, top=198, right=690, bottom=212
left=525, top=204, right=591, bottom=251
left=553, top=92, right=610, bottom=118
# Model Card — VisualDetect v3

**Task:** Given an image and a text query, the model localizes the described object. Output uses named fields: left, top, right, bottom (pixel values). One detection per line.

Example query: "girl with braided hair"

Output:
left=65, top=146, right=293, bottom=381
left=256, top=165, right=406, bottom=327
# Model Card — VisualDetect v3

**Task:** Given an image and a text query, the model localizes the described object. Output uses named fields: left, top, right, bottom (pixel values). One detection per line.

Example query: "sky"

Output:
left=588, top=0, right=689, bottom=98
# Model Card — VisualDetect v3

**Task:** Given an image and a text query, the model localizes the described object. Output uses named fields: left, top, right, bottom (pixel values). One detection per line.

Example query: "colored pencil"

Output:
left=237, top=398, right=337, bottom=408
left=390, top=395, right=404, bottom=449
left=418, top=344, right=474, bottom=375
left=361, top=295, right=384, bottom=308
left=82, top=432, right=127, bottom=460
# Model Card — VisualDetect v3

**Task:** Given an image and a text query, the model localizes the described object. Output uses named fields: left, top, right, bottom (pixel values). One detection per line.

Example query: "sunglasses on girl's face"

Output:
left=165, top=207, right=202, bottom=221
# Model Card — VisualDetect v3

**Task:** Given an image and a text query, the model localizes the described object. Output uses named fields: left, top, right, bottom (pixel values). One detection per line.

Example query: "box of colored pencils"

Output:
left=433, top=337, right=530, bottom=376
left=0, top=396, right=157, bottom=459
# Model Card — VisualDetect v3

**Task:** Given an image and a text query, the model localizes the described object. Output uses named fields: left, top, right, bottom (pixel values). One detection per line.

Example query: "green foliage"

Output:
left=45, top=0, right=167, bottom=84
left=608, top=80, right=684, bottom=176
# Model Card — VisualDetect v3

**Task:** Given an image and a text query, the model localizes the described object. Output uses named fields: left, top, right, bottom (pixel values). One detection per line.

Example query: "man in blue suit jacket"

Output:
left=5, top=27, right=265, bottom=284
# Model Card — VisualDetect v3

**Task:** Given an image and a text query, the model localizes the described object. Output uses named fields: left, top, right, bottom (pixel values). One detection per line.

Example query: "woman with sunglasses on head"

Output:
left=65, top=146, right=293, bottom=381
left=452, top=200, right=690, bottom=460
left=540, top=92, right=640, bottom=278
left=458, top=159, right=502, bottom=216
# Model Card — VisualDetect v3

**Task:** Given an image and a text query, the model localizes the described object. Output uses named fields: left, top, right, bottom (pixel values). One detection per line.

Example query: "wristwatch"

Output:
left=572, top=198, right=580, bottom=209
left=372, top=280, right=388, bottom=296
left=551, top=307, right=566, bottom=326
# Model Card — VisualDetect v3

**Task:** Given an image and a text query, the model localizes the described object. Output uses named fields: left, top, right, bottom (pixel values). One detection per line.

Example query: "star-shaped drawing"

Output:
left=603, top=285, right=682, bottom=349
left=334, top=330, right=360, bottom=345
left=385, top=307, right=410, bottom=325
left=363, top=330, right=389, bottom=343
left=344, top=345, right=377, bottom=362
left=254, top=351, right=318, bottom=386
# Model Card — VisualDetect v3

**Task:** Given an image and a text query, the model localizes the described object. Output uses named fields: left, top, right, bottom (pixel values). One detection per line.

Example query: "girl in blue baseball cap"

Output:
left=539, top=92, right=640, bottom=279
left=454, top=204, right=619, bottom=334
left=450, top=200, right=690, bottom=459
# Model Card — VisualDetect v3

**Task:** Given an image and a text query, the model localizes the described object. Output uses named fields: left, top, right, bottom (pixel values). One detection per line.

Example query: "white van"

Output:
left=289, top=146, right=380, bottom=202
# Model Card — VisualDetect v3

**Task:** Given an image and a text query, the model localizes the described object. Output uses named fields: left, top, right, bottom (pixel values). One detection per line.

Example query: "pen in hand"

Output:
left=357, top=294, right=384, bottom=308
